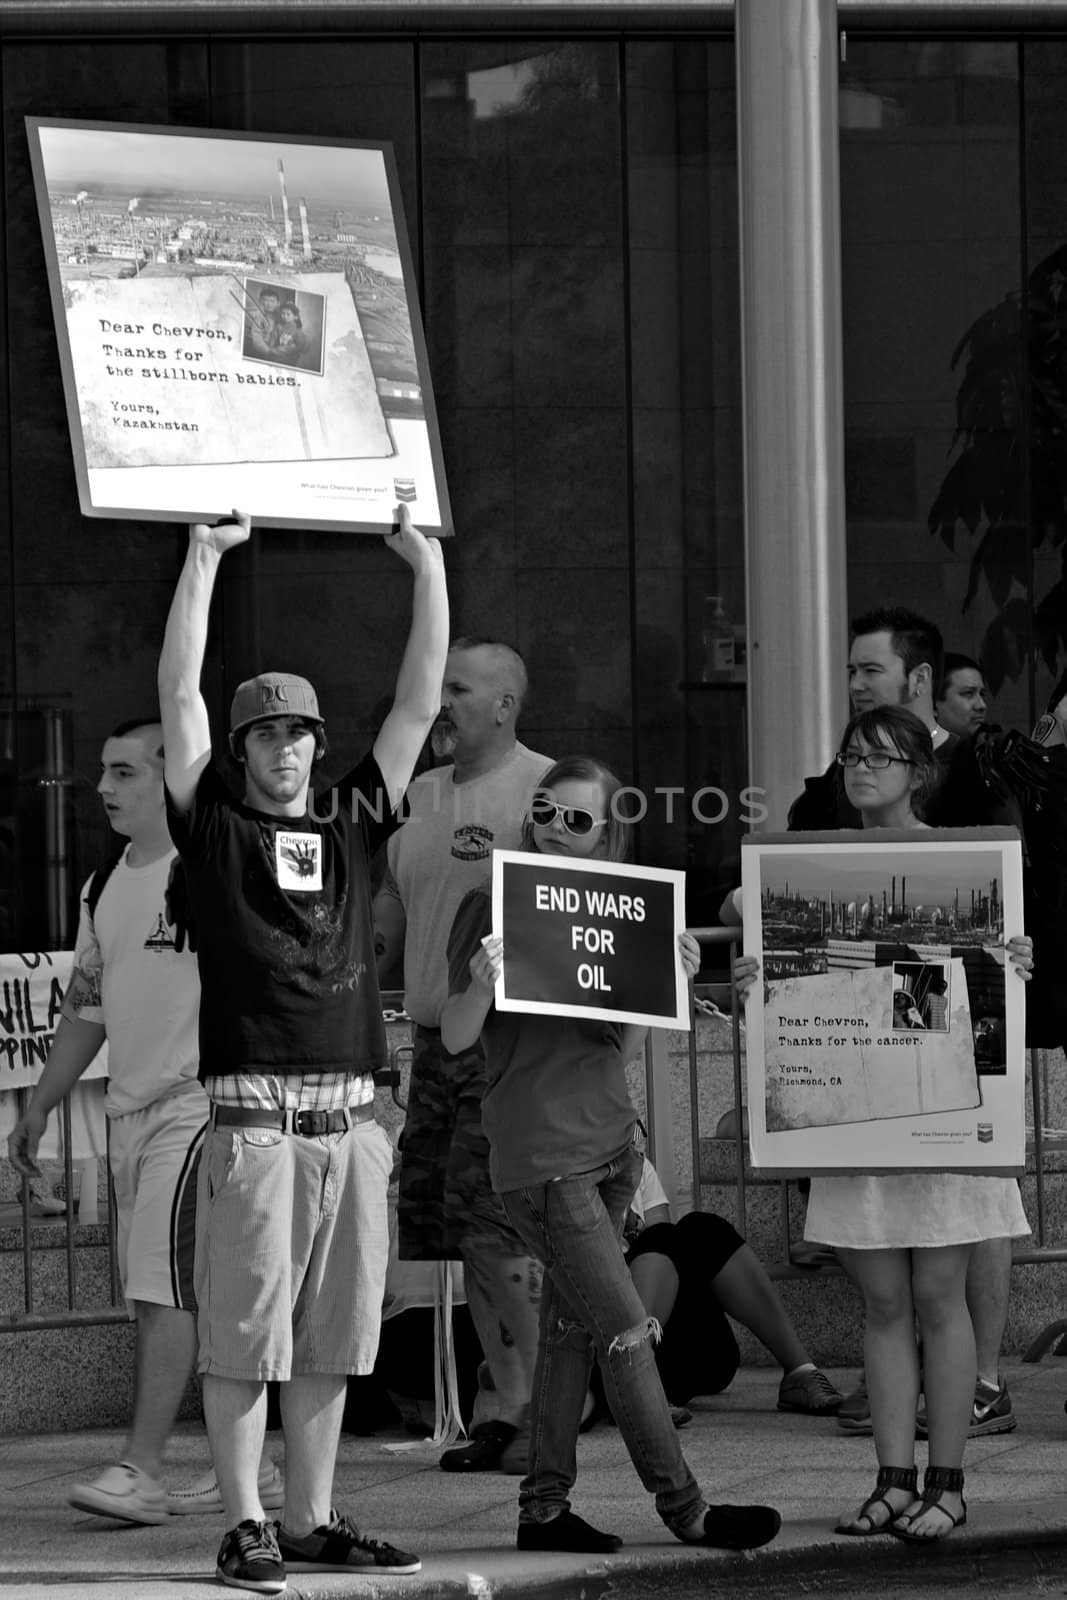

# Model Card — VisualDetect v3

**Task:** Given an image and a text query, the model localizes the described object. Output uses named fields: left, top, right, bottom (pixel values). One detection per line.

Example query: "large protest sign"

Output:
left=27, top=118, right=452, bottom=535
left=0, top=951, right=108, bottom=1090
left=491, top=850, right=690, bottom=1029
left=741, top=828, right=1025, bottom=1176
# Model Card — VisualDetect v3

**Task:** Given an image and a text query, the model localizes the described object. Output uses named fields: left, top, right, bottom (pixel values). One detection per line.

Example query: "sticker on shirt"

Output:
left=275, top=830, right=323, bottom=891
left=452, top=824, right=493, bottom=862
left=144, top=911, right=176, bottom=953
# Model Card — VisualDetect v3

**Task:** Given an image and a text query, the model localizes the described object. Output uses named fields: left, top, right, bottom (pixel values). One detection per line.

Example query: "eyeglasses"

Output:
left=836, top=751, right=911, bottom=771
left=529, top=798, right=608, bottom=837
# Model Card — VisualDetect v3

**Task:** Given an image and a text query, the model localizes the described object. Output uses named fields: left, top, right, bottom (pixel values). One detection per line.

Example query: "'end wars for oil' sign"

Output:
left=490, top=851, right=690, bottom=1029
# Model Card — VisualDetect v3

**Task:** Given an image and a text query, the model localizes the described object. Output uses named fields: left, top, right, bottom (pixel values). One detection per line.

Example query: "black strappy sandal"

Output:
left=889, top=1465, right=967, bottom=1543
left=834, top=1464, right=918, bottom=1536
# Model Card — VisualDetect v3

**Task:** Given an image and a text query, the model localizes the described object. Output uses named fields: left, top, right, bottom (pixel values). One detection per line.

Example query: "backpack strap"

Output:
left=85, top=847, right=126, bottom=923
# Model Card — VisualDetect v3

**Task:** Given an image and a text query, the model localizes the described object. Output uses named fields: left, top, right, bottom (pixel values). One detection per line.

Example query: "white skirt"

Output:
left=804, top=1173, right=1030, bottom=1250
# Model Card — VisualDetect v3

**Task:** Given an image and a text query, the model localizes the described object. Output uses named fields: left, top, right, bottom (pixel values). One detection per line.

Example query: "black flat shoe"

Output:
left=517, top=1511, right=623, bottom=1554
left=686, top=1503, right=782, bottom=1551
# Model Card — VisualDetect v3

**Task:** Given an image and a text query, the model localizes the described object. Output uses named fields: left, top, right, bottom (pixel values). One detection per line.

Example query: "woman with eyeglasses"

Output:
left=742, top=705, right=1029, bottom=1545
left=440, top=754, right=782, bottom=1558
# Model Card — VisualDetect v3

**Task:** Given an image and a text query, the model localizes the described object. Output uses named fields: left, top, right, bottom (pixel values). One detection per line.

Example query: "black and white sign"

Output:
left=490, top=850, right=690, bottom=1029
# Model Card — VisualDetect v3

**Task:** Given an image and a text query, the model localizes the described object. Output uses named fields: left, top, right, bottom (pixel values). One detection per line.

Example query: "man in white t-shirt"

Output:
left=6, top=718, right=280, bottom=1526
left=374, top=637, right=551, bottom=1473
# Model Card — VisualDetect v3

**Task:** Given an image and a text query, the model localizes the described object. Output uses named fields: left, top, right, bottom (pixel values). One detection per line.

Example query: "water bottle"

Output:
left=701, top=595, right=735, bottom=683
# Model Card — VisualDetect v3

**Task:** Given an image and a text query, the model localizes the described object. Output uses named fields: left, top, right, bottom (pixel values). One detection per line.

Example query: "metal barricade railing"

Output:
left=380, top=990, right=412, bottom=1113
left=651, top=928, right=1067, bottom=1354
left=1, top=1085, right=125, bottom=1332
left=7, top=970, right=1065, bottom=1355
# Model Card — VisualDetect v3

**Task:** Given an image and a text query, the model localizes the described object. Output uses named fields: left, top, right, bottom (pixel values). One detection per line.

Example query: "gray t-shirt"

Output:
left=381, top=742, right=552, bottom=1025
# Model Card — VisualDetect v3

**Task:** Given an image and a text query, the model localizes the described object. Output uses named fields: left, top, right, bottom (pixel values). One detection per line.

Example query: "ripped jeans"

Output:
left=502, top=1147, right=706, bottom=1535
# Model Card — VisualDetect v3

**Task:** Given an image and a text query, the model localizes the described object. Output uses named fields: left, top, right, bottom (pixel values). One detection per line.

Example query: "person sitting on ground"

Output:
left=582, top=1157, right=842, bottom=1426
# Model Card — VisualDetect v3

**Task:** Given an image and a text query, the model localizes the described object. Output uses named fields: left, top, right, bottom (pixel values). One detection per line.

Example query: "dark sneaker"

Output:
left=686, top=1504, right=782, bottom=1551
left=517, top=1510, right=622, bottom=1553
left=277, top=1510, right=420, bottom=1575
left=917, top=1377, right=1015, bottom=1440
left=778, top=1367, right=843, bottom=1415
left=216, top=1519, right=287, bottom=1595
left=836, top=1372, right=872, bottom=1434
left=440, top=1419, right=518, bottom=1473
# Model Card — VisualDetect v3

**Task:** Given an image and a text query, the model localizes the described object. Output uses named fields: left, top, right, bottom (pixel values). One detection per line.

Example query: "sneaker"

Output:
left=277, top=1509, right=420, bottom=1575
left=440, top=1419, right=519, bottom=1473
left=517, top=1510, right=622, bottom=1553
left=169, top=1458, right=285, bottom=1516
left=68, top=1461, right=170, bottom=1525
left=917, top=1377, right=1015, bottom=1440
left=836, top=1372, right=872, bottom=1435
left=777, top=1366, right=843, bottom=1415
left=216, top=1519, right=287, bottom=1594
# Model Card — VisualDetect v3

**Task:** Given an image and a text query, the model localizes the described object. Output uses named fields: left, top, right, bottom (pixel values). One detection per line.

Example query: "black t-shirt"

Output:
left=166, top=756, right=399, bottom=1078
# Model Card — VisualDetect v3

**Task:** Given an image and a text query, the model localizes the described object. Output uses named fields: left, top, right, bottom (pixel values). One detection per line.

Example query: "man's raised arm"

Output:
left=373, top=505, right=449, bottom=811
left=158, top=512, right=251, bottom=813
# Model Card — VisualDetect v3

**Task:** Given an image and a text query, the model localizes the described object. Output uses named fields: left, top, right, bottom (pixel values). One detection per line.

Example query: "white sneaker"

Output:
left=167, top=1457, right=284, bottom=1516
left=69, top=1462, right=170, bottom=1525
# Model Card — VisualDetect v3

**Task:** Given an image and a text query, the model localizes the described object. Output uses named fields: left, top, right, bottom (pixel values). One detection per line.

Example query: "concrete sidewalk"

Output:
left=3, top=1358, right=1067, bottom=1599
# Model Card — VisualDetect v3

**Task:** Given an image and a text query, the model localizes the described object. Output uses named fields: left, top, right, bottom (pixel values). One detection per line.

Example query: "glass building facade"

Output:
left=0, top=8, right=1065, bottom=952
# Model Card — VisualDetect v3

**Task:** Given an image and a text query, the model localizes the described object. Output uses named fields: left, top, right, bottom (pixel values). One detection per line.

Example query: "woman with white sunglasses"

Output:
left=440, top=754, right=781, bottom=1559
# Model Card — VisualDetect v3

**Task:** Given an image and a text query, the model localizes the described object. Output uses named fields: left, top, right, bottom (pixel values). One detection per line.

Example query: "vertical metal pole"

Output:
left=42, top=708, right=71, bottom=946
left=60, top=1095, right=77, bottom=1309
left=687, top=987, right=702, bottom=1214
left=736, top=0, right=850, bottom=826
left=644, top=1031, right=679, bottom=1213
left=1030, top=1047, right=1046, bottom=1246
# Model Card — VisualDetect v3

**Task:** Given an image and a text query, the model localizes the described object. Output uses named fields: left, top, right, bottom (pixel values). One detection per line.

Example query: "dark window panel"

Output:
left=627, top=40, right=743, bottom=918
left=840, top=38, right=1027, bottom=727
left=421, top=39, right=629, bottom=758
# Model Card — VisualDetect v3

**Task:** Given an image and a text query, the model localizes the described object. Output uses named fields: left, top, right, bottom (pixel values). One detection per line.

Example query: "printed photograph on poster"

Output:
left=490, top=850, right=690, bottom=1030
left=25, top=117, right=452, bottom=535
left=740, top=828, right=1025, bottom=1176
left=241, top=280, right=326, bottom=376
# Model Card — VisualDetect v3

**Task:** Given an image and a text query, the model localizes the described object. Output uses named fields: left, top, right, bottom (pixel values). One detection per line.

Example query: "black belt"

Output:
left=210, top=1103, right=374, bottom=1136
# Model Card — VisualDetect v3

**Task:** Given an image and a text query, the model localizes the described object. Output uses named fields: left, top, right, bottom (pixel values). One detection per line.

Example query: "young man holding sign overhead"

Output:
left=158, top=504, right=447, bottom=1595
left=441, top=753, right=782, bottom=1557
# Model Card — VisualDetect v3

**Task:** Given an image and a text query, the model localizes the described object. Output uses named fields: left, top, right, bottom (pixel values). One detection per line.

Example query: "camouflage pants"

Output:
left=397, top=1025, right=523, bottom=1262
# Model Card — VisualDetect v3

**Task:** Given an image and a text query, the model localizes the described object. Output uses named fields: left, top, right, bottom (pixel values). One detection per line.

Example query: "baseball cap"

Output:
left=229, top=672, right=325, bottom=740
